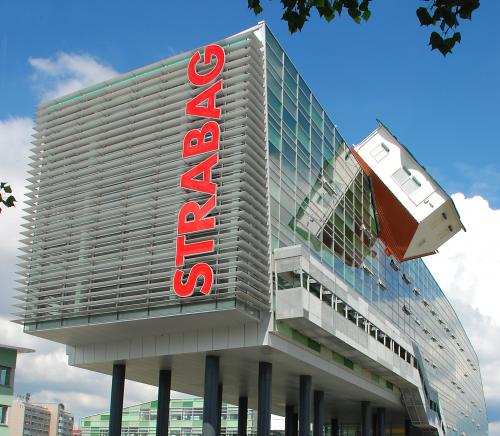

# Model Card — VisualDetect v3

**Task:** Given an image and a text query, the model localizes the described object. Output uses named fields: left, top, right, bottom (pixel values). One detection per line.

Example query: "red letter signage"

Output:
left=173, top=44, right=225, bottom=298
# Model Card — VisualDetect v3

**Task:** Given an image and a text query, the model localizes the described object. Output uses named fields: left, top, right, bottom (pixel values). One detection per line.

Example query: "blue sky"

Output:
left=1, top=0, right=500, bottom=205
left=1, top=0, right=500, bottom=432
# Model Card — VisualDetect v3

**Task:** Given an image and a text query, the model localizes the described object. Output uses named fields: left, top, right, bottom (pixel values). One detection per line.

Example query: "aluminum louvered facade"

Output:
left=18, top=27, right=269, bottom=337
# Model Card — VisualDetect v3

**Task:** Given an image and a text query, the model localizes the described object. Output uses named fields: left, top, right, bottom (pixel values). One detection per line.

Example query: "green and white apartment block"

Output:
left=0, top=344, right=34, bottom=436
left=80, top=398, right=257, bottom=436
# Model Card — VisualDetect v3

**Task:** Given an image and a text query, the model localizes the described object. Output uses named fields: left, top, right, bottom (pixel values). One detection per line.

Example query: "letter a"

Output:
left=183, top=121, right=220, bottom=158
left=180, top=153, right=218, bottom=195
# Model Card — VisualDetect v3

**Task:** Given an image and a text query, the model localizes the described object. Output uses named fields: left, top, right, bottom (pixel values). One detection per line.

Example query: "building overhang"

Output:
left=69, top=335, right=406, bottom=423
left=352, top=122, right=465, bottom=262
left=0, top=343, right=35, bottom=354
left=22, top=296, right=260, bottom=346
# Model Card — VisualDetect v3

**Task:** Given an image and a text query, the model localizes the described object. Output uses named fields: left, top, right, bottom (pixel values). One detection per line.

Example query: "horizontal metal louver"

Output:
left=18, top=29, right=270, bottom=327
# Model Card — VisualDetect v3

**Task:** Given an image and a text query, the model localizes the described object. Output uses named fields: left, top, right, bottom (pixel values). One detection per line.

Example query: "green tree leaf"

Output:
left=5, top=195, right=16, bottom=207
left=248, top=0, right=263, bottom=14
left=429, top=31, right=444, bottom=50
left=246, top=0, right=479, bottom=56
left=416, top=7, right=434, bottom=26
left=0, top=181, right=16, bottom=214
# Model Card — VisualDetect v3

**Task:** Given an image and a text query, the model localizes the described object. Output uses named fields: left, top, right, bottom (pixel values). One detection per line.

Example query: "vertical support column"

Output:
left=330, top=418, right=339, bottom=436
left=361, top=401, right=371, bottom=436
left=156, top=369, right=171, bottom=436
left=377, top=408, right=385, bottom=436
left=313, top=390, right=325, bottom=436
left=203, top=355, right=219, bottom=436
left=405, top=419, right=412, bottom=436
left=299, top=375, right=312, bottom=436
left=257, top=362, right=272, bottom=436
left=292, top=413, right=299, bottom=436
left=237, top=396, right=248, bottom=436
left=285, top=405, right=295, bottom=436
left=216, top=384, right=223, bottom=436
left=109, top=363, right=125, bottom=436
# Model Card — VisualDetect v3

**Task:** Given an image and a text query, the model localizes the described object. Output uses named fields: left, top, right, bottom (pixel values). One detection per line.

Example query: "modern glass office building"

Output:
left=17, top=23, right=487, bottom=436
left=79, top=398, right=256, bottom=436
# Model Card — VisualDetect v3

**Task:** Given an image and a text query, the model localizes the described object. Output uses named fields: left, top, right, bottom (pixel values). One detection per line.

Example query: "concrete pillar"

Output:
left=285, top=404, right=295, bottom=436
left=109, top=363, right=125, bottom=436
left=405, top=419, right=412, bottom=436
left=330, top=418, right=339, bottom=436
left=257, top=361, right=272, bottom=436
left=361, top=401, right=371, bottom=436
left=156, top=369, right=171, bottom=436
left=299, top=375, right=312, bottom=436
left=237, top=396, right=248, bottom=436
left=313, top=390, right=325, bottom=436
left=293, top=412, right=299, bottom=436
left=202, top=355, right=219, bottom=436
left=377, top=408, right=385, bottom=436
left=216, top=384, right=223, bottom=435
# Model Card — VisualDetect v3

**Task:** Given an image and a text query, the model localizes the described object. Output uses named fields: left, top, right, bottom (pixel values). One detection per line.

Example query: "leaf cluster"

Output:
left=248, top=0, right=372, bottom=33
left=248, top=0, right=480, bottom=55
left=416, top=0, right=479, bottom=55
left=0, top=182, right=16, bottom=214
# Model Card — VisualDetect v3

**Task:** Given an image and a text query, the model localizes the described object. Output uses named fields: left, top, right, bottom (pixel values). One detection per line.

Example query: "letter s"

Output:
left=173, top=263, right=213, bottom=297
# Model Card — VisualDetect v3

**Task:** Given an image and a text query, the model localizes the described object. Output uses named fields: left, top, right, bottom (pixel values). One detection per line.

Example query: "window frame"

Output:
left=0, top=366, right=12, bottom=387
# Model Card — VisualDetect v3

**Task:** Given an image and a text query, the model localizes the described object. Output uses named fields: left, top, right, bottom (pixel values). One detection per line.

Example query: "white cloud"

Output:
left=424, top=193, right=500, bottom=428
left=491, top=421, right=500, bottom=436
left=29, top=53, right=118, bottom=101
left=0, top=118, right=35, bottom=325
left=34, top=390, right=110, bottom=415
left=0, top=117, right=34, bottom=255
left=425, top=193, right=500, bottom=324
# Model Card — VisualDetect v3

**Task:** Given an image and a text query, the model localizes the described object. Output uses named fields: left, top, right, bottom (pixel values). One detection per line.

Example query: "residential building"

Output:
left=17, top=22, right=488, bottom=435
left=0, top=344, right=34, bottom=436
left=9, top=400, right=73, bottom=436
left=9, top=399, right=51, bottom=436
left=44, top=403, right=74, bottom=436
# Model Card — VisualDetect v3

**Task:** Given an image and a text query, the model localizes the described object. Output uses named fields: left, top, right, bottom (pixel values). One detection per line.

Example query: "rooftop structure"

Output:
left=16, top=22, right=487, bottom=436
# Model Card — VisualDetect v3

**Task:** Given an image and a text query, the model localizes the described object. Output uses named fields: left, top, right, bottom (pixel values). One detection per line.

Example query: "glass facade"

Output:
left=79, top=399, right=256, bottom=436
left=265, top=27, right=487, bottom=436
